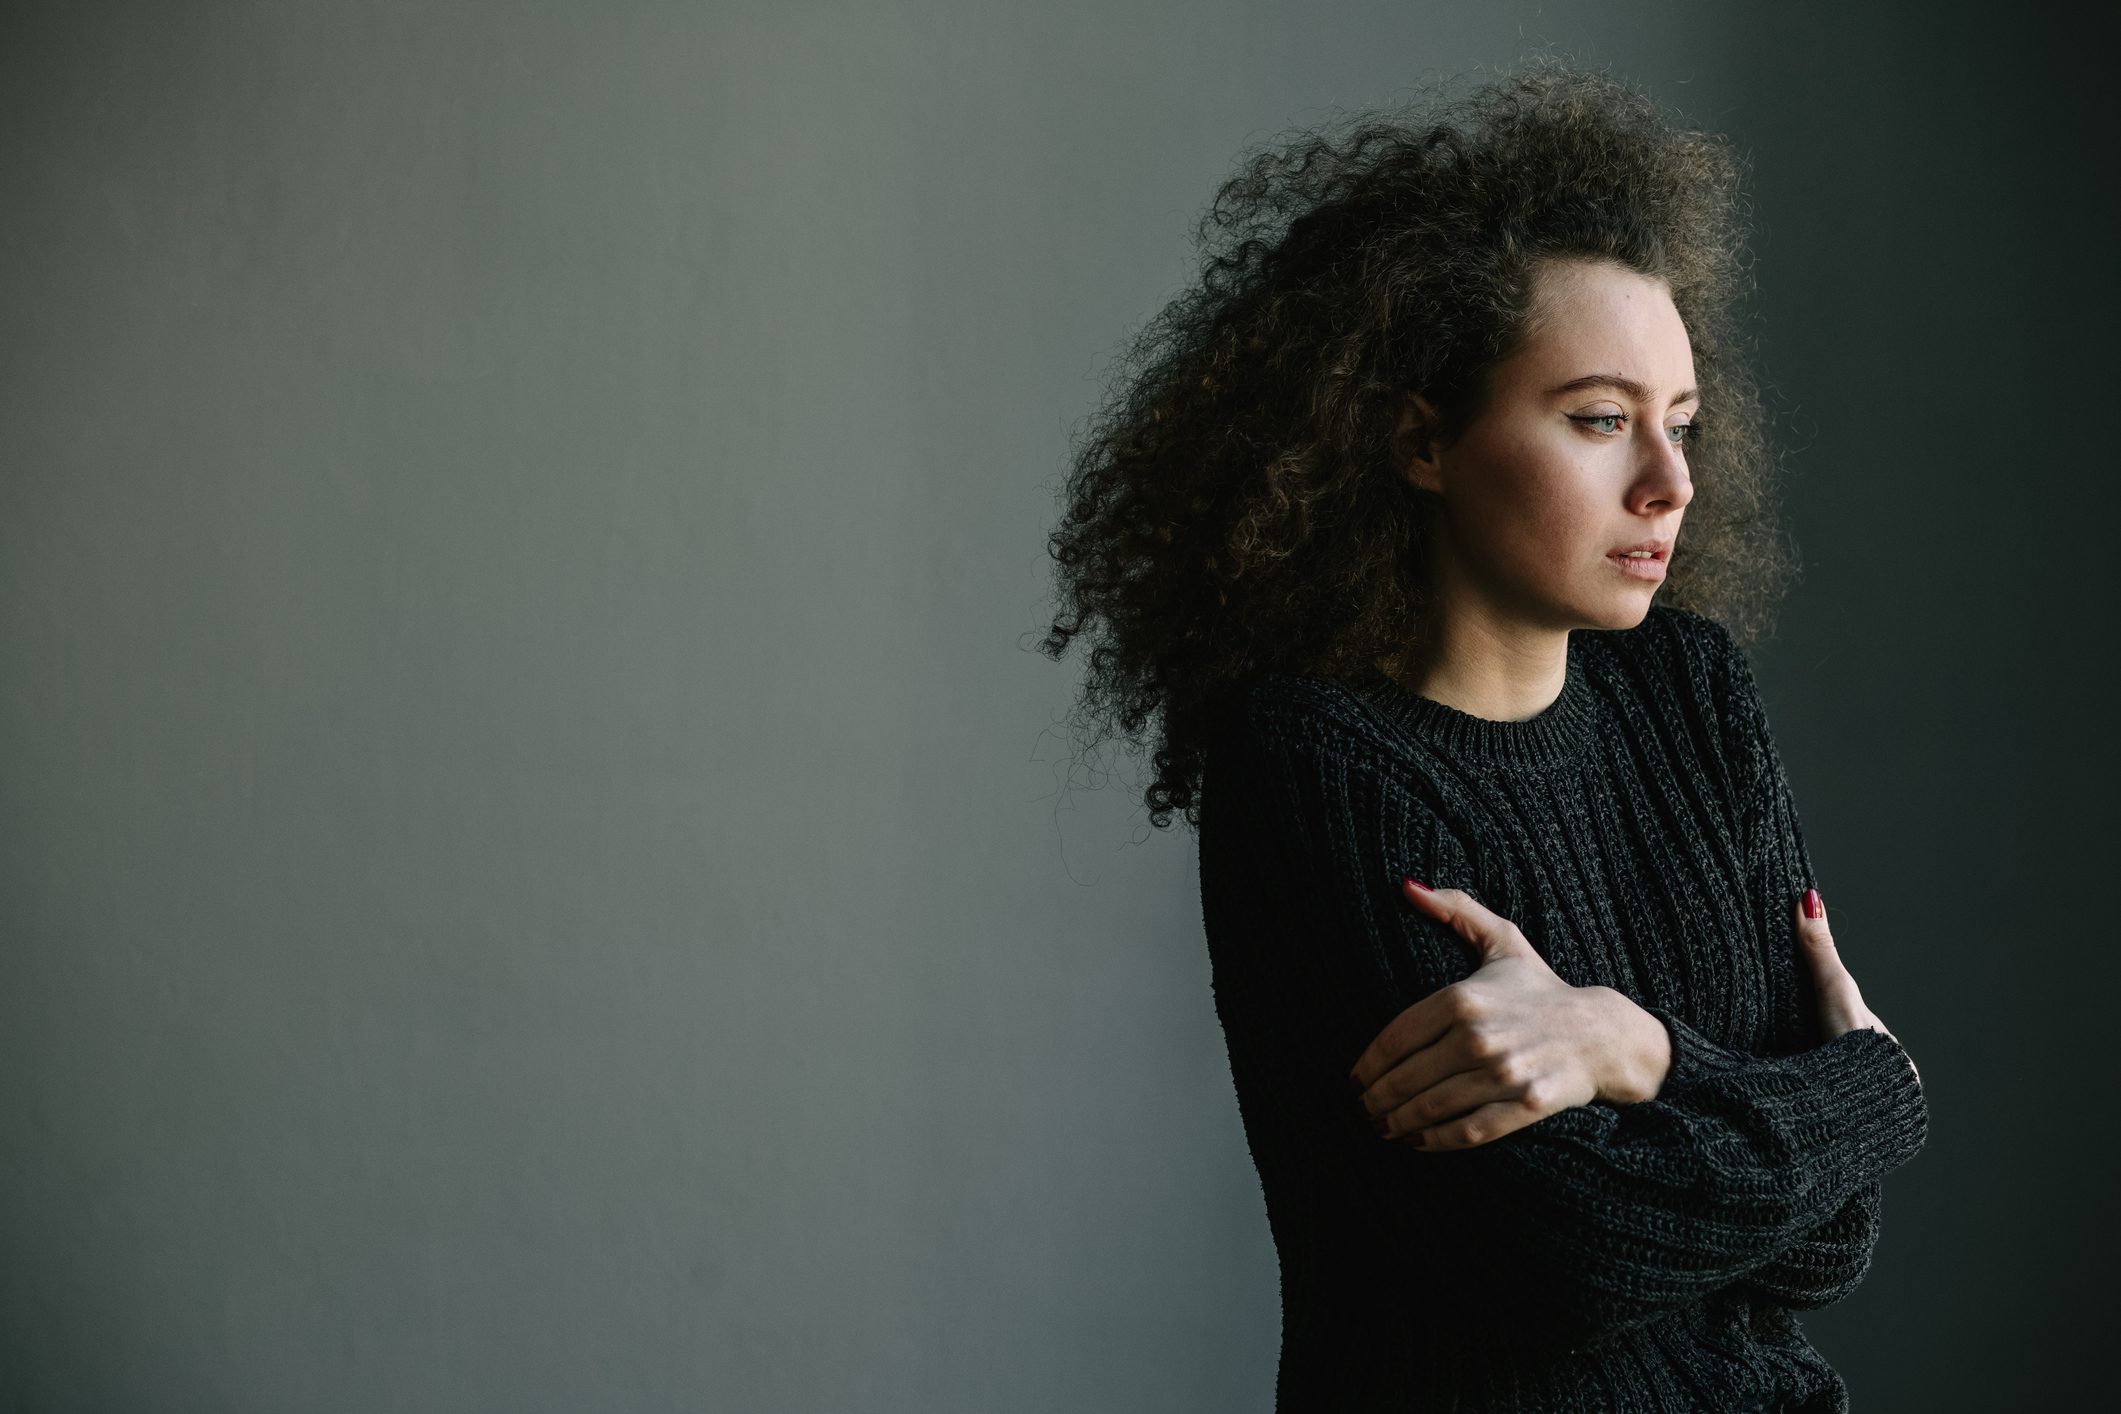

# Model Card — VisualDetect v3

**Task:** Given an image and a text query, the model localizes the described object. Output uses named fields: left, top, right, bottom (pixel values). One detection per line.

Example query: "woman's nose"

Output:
left=1641, top=425, right=1694, bottom=507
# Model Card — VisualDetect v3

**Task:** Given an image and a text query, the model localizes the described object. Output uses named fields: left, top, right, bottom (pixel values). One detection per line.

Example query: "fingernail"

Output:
left=1347, top=1073, right=1364, bottom=1093
left=1405, top=877, right=1432, bottom=893
left=1409, top=1132, right=1427, bottom=1147
left=1803, top=888, right=1823, bottom=919
left=1371, top=1118, right=1389, bottom=1138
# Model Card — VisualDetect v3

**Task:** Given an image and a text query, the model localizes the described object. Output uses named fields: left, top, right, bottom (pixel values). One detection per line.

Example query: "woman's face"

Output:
left=1401, top=258, right=1698, bottom=634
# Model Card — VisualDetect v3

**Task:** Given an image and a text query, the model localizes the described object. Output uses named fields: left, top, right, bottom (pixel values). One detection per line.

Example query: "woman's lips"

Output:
left=1607, top=552, right=1668, bottom=581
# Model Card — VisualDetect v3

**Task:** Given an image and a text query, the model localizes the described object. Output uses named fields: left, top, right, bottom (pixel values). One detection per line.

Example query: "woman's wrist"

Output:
left=1585, top=987, right=1672, bottom=1105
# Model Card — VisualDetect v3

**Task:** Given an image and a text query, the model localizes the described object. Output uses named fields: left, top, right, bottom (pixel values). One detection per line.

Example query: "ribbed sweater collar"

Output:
left=1346, top=633, right=1602, bottom=769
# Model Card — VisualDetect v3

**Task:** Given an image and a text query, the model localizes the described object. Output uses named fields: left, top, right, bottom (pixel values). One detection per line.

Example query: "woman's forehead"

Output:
left=1504, top=266, right=1695, bottom=396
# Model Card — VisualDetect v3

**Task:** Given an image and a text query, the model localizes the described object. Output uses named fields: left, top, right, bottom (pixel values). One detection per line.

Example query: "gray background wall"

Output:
left=2, top=2, right=2108, bottom=1410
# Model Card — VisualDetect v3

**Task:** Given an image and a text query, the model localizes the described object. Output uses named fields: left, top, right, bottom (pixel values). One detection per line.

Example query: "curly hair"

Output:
left=1037, top=56, right=1801, bottom=832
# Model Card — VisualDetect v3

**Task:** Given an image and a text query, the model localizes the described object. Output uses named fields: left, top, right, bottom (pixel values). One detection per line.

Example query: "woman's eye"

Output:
left=1569, top=413, right=1701, bottom=445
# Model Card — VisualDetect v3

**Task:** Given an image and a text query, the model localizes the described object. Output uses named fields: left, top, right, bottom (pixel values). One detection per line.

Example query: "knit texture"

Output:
left=1195, top=602, right=1928, bottom=1412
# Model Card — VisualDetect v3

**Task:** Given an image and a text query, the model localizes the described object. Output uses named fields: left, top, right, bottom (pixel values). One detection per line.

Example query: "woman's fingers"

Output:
left=1369, top=1064, right=1487, bottom=1139
left=1793, top=887, right=1847, bottom=980
left=1793, top=887, right=1860, bottom=1006
left=1391, top=1092, right=1557, bottom=1151
left=1349, top=991, right=1463, bottom=1100
left=1370, top=1062, right=1563, bottom=1143
left=1354, top=883, right=1608, bottom=1149
left=1792, top=888, right=1902, bottom=1052
left=1349, top=883, right=1540, bottom=1096
left=1352, top=882, right=1578, bottom=1113
left=1794, top=888, right=1855, bottom=1037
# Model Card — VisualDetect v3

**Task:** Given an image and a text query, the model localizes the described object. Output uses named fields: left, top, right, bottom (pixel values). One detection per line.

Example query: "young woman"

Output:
left=1040, top=59, right=1929, bottom=1412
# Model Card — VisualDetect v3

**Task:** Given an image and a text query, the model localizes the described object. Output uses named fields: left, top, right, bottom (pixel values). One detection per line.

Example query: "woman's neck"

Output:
left=1379, top=612, right=1572, bottom=724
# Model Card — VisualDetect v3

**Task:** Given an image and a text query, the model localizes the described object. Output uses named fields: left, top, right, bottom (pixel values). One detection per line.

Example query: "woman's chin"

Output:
left=1584, top=591, right=1657, bottom=630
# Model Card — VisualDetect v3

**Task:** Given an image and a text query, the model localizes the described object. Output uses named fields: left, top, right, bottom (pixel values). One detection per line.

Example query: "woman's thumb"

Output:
left=1401, top=878, right=1538, bottom=964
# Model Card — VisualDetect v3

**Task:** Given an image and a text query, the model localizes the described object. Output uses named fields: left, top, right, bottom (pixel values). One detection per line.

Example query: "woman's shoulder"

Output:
left=1211, top=666, right=1417, bottom=768
left=1201, top=669, right=1480, bottom=870
left=1203, top=670, right=1484, bottom=851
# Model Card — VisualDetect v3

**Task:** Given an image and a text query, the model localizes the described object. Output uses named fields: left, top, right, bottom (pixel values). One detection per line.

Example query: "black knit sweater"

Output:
left=1195, top=603, right=1928, bottom=1412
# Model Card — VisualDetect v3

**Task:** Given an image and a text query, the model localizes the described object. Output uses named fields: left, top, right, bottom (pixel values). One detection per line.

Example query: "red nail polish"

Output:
left=1405, top=877, right=1432, bottom=893
left=1803, top=888, right=1823, bottom=919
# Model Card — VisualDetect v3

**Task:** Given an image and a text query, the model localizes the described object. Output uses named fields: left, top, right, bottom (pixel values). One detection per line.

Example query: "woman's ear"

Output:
left=1391, top=391, right=1448, bottom=495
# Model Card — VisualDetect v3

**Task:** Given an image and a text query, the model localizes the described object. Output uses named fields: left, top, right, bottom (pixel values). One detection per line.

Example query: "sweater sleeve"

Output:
left=1673, top=614, right=1926, bottom=1309
left=1207, top=701, right=1929, bottom=1350
left=1640, top=999, right=1889, bottom=1309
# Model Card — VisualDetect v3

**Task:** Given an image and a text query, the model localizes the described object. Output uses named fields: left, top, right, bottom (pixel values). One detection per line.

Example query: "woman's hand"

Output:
left=1347, top=879, right=1657, bottom=1151
left=1794, top=887, right=1919, bottom=1081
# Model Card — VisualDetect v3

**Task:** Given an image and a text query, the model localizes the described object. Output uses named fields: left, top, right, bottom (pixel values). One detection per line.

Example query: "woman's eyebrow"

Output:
left=1550, top=373, right=1701, bottom=406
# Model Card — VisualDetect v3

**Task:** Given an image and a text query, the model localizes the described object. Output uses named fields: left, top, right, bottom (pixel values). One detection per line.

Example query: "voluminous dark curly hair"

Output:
left=1036, top=57, right=1801, bottom=832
